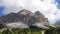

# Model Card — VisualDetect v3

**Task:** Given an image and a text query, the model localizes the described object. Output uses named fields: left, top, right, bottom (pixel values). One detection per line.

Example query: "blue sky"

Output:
left=55, top=0, right=60, bottom=9
left=0, top=6, right=4, bottom=16
left=0, top=0, right=60, bottom=24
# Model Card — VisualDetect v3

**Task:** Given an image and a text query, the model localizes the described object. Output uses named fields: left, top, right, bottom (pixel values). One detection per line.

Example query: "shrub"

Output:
left=2, top=29, right=12, bottom=34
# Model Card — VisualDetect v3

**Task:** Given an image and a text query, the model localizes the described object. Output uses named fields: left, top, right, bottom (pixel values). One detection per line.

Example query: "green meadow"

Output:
left=0, top=26, right=60, bottom=34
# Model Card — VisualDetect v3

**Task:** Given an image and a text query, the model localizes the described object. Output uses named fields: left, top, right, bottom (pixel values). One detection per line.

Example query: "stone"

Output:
left=18, top=9, right=34, bottom=25
left=18, top=9, right=33, bottom=16
left=34, top=11, right=49, bottom=25
left=0, top=9, right=49, bottom=29
left=5, top=22, right=29, bottom=30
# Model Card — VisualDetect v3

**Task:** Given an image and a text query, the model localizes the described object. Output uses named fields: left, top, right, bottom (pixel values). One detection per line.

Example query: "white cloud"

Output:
left=0, top=0, right=60, bottom=24
left=55, top=9, right=60, bottom=19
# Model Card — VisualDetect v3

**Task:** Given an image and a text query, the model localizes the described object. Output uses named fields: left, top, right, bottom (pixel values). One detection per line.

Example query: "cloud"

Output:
left=0, top=0, right=60, bottom=24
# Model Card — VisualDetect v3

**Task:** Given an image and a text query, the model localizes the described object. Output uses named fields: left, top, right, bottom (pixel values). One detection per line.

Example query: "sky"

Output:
left=0, top=6, right=4, bottom=16
left=0, top=0, right=60, bottom=24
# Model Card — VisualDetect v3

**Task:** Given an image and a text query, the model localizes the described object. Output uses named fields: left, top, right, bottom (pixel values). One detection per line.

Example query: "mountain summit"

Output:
left=0, top=9, right=49, bottom=29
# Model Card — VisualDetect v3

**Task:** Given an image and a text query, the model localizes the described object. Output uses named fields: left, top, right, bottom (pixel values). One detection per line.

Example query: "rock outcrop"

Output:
left=0, top=9, right=49, bottom=29
left=34, top=11, right=49, bottom=25
left=17, top=9, right=34, bottom=25
left=6, top=22, right=29, bottom=29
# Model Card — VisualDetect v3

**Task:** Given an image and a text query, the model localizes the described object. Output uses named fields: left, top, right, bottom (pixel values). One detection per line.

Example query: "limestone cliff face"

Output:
left=18, top=9, right=33, bottom=16
left=34, top=11, right=49, bottom=25
left=17, top=9, right=34, bottom=25
left=0, top=9, right=49, bottom=28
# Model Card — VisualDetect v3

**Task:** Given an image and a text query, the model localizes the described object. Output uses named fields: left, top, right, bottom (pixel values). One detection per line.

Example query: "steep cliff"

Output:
left=0, top=9, right=49, bottom=29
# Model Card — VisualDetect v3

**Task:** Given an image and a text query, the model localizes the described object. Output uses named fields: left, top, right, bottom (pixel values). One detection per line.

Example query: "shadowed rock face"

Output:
left=34, top=11, right=49, bottom=25
left=0, top=9, right=49, bottom=28
left=34, top=11, right=44, bottom=22
left=17, top=9, right=34, bottom=25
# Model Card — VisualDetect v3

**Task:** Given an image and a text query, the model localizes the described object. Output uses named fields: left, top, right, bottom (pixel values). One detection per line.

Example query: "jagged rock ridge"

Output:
left=0, top=9, right=49, bottom=29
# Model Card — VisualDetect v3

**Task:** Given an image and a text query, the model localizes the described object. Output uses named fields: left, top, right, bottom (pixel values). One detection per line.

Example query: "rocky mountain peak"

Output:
left=0, top=9, right=49, bottom=29
left=18, top=9, right=33, bottom=16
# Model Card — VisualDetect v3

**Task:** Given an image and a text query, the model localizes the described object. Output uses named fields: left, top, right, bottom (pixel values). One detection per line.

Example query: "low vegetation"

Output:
left=0, top=26, right=60, bottom=34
